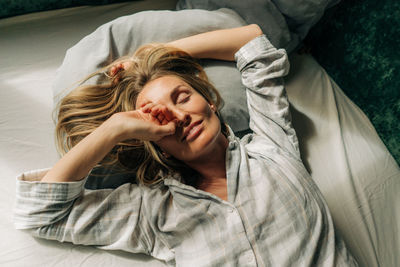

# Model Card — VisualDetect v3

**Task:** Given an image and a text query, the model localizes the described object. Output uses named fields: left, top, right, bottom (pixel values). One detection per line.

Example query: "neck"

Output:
left=184, top=133, right=228, bottom=182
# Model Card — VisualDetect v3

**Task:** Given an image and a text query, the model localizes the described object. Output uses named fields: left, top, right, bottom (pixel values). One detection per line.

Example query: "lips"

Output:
left=181, top=120, right=203, bottom=142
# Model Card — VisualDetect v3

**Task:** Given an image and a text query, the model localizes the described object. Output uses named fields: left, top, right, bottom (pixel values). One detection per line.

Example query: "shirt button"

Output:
left=248, top=255, right=255, bottom=263
left=246, top=252, right=256, bottom=264
left=228, top=142, right=236, bottom=150
left=228, top=208, right=234, bottom=213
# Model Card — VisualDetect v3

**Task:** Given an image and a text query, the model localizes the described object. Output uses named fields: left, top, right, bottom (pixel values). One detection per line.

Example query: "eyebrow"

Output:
left=138, top=84, right=187, bottom=108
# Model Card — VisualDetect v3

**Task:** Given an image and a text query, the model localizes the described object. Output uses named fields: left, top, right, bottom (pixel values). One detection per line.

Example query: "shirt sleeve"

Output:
left=13, top=168, right=155, bottom=255
left=234, top=35, right=300, bottom=158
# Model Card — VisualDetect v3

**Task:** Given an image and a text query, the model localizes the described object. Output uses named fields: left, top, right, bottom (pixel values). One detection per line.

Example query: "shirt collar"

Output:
left=162, top=125, right=240, bottom=189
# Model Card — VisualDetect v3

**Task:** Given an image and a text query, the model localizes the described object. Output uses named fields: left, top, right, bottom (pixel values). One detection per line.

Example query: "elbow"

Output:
left=14, top=212, right=44, bottom=231
left=13, top=205, right=66, bottom=232
left=14, top=215, right=58, bottom=240
left=249, top=24, right=263, bottom=37
left=14, top=218, right=43, bottom=239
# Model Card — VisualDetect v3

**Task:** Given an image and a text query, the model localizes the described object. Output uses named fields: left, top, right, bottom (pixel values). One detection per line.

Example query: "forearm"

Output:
left=167, top=24, right=263, bottom=61
left=41, top=120, right=119, bottom=182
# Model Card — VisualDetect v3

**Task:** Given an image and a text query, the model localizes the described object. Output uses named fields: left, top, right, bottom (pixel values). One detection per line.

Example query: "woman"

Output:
left=14, top=25, right=357, bottom=266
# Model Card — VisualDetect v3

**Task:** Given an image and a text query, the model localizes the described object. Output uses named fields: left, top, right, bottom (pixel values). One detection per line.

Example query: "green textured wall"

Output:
left=0, top=0, right=134, bottom=18
left=307, top=0, right=400, bottom=164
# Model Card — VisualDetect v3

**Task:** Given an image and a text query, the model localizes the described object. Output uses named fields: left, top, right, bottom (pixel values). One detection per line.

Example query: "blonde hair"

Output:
left=56, top=43, right=227, bottom=186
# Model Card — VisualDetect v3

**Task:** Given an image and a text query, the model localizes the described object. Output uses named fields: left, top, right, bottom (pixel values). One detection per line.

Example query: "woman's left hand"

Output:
left=109, top=62, right=132, bottom=76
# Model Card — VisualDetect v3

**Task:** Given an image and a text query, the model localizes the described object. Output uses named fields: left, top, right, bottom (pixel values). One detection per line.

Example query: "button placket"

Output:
left=242, top=250, right=256, bottom=266
left=247, top=253, right=256, bottom=264
left=228, top=141, right=237, bottom=150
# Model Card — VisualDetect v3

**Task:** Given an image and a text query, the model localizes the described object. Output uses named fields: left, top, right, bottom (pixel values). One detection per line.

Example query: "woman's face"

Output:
left=136, top=75, right=225, bottom=163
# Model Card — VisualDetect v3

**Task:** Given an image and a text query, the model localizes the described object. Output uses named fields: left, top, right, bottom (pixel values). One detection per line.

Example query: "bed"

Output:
left=1, top=0, right=399, bottom=266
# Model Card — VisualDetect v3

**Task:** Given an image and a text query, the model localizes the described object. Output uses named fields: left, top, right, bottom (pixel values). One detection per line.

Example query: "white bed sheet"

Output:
left=1, top=2, right=399, bottom=266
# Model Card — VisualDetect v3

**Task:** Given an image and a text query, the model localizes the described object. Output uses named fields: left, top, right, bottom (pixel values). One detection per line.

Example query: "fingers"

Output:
left=110, top=63, right=124, bottom=76
left=156, top=120, right=176, bottom=136
left=140, top=103, right=190, bottom=129
left=110, top=61, right=134, bottom=76
left=141, top=103, right=175, bottom=125
left=117, top=109, right=176, bottom=141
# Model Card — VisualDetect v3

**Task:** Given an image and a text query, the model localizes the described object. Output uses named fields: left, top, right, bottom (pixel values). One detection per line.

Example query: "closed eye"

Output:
left=177, top=91, right=190, bottom=104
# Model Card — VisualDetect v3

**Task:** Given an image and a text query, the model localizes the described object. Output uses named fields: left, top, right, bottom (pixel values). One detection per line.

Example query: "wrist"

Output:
left=100, top=115, right=125, bottom=144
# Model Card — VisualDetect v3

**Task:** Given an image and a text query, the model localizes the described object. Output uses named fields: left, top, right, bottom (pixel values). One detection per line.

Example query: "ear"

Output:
left=209, top=103, right=216, bottom=112
left=162, top=151, right=171, bottom=159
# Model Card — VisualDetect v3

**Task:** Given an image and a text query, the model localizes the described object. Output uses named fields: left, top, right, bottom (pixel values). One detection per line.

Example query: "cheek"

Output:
left=155, top=136, right=177, bottom=154
left=191, top=96, right=213, bottom=116
left=210, top=112, right=222, bottom=134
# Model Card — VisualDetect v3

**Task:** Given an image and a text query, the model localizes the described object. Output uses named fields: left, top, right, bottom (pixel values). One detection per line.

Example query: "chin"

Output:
left=181, top=121, right=223, bottom=161
left=158, top=114, right=225, bottom=163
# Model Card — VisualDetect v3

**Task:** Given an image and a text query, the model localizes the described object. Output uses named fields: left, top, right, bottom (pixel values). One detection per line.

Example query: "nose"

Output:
left=170, top=107, right=191, bottom=127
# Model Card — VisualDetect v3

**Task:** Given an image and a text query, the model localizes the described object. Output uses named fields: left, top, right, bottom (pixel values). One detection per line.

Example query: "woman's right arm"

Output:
left=41, top=108, right=176, bottom=183
left=41, top=116, right=119, bottom=183
left=15, top=170, right=161, bottom=254
left=14, top=107, right=176, bottom=254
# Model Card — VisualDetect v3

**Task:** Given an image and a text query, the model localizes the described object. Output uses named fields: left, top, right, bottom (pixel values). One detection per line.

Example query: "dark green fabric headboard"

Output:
left=306, top=0, right=400, bottom=164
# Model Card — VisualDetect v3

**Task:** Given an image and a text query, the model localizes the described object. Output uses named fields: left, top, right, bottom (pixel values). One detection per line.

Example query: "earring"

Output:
left=162, top=151, right=171, bottom=159
left=210, top=104, right=216, bottom=112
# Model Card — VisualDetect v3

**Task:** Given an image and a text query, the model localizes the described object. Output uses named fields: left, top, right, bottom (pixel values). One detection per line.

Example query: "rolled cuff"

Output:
left=234, top=34, right=276, bottom=71
left=16, top=168, right=87, bottom=202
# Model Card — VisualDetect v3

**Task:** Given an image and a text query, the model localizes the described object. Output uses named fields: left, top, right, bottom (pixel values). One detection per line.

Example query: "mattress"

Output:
left=1, top=1, right=399, bottom=266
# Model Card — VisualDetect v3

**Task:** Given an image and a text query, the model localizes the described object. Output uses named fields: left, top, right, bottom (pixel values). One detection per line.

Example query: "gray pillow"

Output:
left=176, top=0, right=341, bottom=52
left=176, top=0, right=295, bottom=52
left=271, top=0, right=340, bottom=39
left=53, top=8, right=250, bottom=133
